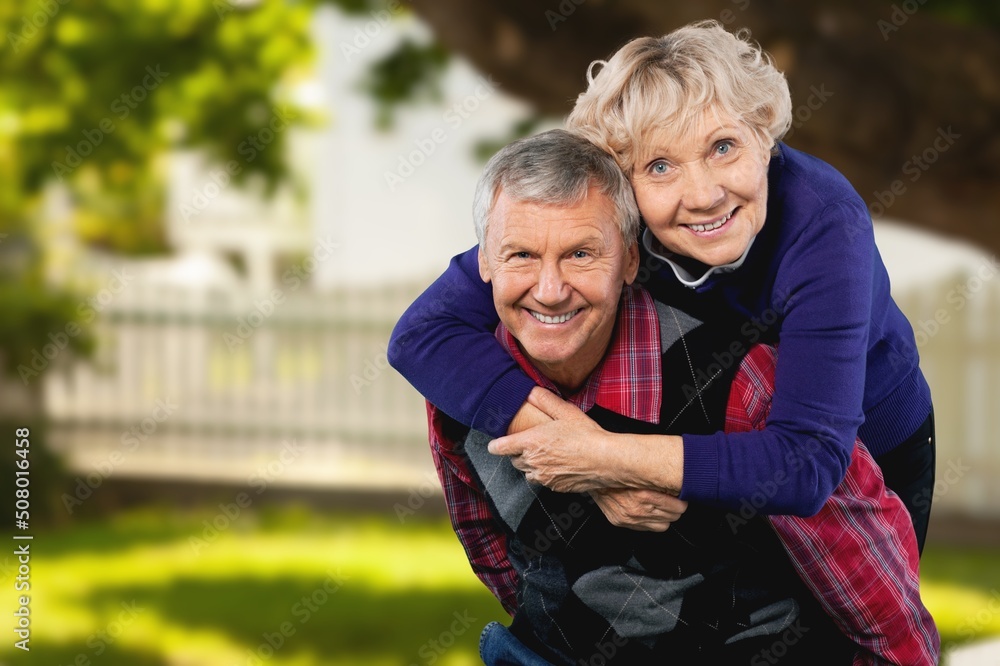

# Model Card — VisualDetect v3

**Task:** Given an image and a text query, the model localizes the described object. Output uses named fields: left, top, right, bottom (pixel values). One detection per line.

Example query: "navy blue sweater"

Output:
left=388, top=143, right=932, bottom=516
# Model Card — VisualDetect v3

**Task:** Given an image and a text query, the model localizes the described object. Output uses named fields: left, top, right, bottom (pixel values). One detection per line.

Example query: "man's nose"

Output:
left=533, top=260, right=570, bottom=305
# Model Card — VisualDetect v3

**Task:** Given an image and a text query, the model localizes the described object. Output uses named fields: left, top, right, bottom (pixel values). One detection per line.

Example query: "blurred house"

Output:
left=37, top=8, right=1000, bottom=520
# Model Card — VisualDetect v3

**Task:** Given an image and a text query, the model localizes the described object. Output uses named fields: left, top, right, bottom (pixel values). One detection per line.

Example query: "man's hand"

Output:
left=590, top=488, right=688, bottom=532
left=489, top=388, right=615, bottom=492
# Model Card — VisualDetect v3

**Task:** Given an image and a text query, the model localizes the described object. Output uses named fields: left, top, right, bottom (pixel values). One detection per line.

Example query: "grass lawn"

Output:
left=2, top=504, right=998, bottom=665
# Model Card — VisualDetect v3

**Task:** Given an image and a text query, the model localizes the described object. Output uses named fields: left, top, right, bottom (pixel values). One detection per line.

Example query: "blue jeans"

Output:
left=479, top=622, right=554, bottom=666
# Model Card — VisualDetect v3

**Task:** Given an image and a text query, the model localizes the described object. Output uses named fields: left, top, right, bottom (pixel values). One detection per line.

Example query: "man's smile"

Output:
left=527, top=308, right=582, bottom=325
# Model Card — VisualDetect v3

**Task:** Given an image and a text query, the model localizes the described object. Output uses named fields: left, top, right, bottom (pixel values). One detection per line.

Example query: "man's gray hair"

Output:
left=473, top=129, right=640, bottom=249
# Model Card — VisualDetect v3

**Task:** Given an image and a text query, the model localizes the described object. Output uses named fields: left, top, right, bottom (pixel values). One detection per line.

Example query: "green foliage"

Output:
left=928, top=1, right=1000, bottom=31
left=0, top=0, right=318, bottom=375
left=474, top=114, right=550, bottom=163
left=1, top=0, right=317, bottom=253
left=0, top=280, right=94, bottom=376
left=360, top=38, right=451, bottom=129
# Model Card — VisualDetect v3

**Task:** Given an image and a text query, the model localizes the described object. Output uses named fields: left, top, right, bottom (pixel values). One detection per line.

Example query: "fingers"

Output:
left=527, top=386, right=587, bottom=421
left=488, top=435, right=522, bottom=456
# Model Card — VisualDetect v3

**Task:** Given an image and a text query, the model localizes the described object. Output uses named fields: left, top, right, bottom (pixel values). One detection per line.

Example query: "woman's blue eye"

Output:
left=716, top=141, right=732, bottom=155
left=651, top=162, right=668, bottom=174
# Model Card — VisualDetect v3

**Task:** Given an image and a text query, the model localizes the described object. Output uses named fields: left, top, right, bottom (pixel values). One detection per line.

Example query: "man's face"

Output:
left=479, top=186, right=639, bottom=389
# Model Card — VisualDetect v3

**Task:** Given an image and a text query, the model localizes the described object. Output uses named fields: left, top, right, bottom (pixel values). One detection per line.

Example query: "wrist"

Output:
left=607, top=433, right=684, bottom=494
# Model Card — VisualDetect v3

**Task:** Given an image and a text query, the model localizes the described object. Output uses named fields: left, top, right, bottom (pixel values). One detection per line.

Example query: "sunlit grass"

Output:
left=2, top=505, right=507, bottom=666
left=2, top=504, right=998, bottom=665
left=921, top=545, right=1000, bottom=657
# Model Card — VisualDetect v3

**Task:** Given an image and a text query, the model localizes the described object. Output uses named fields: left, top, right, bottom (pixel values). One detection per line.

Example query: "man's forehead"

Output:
left=494, top=203, right=620, bottom=245
left=492, top=188, right=618, bottom=237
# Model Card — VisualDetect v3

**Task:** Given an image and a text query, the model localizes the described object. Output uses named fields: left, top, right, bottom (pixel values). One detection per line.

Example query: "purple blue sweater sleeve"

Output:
left=388, top=248, right=536, bottom=438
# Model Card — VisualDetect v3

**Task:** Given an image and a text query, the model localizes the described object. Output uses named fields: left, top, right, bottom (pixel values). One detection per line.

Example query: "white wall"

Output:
left=311, top=6, right=544, bottom=286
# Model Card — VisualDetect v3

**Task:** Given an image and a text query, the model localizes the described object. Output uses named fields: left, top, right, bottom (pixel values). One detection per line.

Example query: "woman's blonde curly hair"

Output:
left=566, top=20, right=792, bottom=176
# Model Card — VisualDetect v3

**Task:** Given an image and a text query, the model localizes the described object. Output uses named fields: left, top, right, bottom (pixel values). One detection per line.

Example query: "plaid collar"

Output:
left=495, top=284, right=662, bottom=423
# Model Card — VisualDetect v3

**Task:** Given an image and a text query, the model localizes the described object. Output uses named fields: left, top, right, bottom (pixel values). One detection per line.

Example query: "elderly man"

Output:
left=422, top=130, right=937, bottom=665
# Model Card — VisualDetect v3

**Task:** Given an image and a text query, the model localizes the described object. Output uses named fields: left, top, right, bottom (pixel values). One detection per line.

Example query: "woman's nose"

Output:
left=679, top=163, right=726, bottom=212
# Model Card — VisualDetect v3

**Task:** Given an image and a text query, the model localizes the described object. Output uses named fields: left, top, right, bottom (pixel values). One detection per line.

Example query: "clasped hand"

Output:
left=489, top=387, right=687, bottom=532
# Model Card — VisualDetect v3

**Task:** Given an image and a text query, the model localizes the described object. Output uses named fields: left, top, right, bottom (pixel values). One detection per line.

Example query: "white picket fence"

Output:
left=43, top=270, right=1000, bottom=515
left=893, top=270, right=1000, bottom=518
left=44, top=281, right=437, bottom=491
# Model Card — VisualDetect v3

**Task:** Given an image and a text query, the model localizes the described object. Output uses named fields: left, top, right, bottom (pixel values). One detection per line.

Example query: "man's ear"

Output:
left=624, top=242, right=640, bottom=285
left=478, top=245, right=491, bottom=284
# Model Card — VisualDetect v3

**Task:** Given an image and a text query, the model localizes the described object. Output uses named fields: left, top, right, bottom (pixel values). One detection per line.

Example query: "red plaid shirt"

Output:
left=427, top=285, right=939, bottom=665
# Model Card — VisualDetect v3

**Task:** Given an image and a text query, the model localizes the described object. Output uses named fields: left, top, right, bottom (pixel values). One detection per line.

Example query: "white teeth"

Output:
left=689, top=211, right=733, bottom=232
left=530, top=309, right=580, bottom=324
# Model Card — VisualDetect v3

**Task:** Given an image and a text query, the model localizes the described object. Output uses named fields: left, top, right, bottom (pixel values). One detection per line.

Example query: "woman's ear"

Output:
left=624, top=243, right=640, bottom=285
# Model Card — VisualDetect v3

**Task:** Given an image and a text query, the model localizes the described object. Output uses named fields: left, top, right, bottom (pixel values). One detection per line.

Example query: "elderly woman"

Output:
left=389, top=21, right=935, bottom=551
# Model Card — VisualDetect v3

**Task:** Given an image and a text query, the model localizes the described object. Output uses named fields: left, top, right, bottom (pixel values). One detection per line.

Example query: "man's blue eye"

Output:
left=573, top=251, right=589, bottom=259
left=515, top=252, right=530, bottom=259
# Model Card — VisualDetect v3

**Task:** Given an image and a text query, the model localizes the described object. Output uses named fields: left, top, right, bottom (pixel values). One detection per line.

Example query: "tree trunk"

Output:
left=412, top=1, right=1000, bottom=255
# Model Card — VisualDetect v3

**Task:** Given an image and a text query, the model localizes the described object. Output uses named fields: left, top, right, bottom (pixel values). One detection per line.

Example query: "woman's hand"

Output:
left=489, top=388, right=616, bottom=492
left=492, top=387, right=685, bottom=496
left=590, top=488, right=688, bottom=532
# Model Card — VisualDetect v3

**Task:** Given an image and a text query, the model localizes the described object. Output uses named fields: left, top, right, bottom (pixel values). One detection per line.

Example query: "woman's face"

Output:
left=630, top=108, right=771, bottom=267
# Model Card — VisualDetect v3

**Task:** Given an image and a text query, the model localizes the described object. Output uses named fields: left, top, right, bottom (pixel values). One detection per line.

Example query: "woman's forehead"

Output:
left=636, top=106, right=746, bottom=153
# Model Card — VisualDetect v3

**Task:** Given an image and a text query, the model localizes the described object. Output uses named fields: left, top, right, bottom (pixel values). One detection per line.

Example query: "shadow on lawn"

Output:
left=6, top=644, right=165, bottom=666
left=84, top=576, right=506, bottom=664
